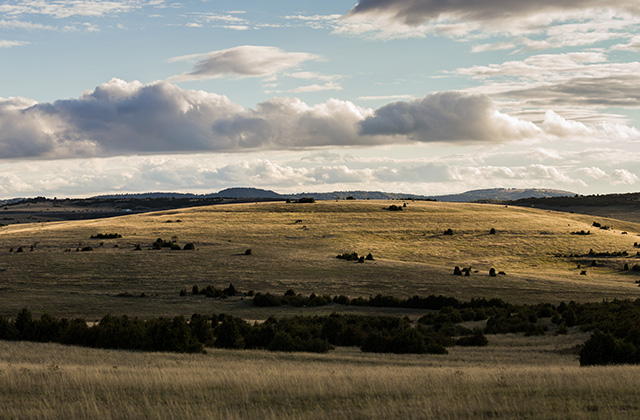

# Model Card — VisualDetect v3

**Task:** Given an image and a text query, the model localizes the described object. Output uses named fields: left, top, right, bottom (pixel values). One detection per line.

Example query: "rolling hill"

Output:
left=0, top=199, right=638, bottom=319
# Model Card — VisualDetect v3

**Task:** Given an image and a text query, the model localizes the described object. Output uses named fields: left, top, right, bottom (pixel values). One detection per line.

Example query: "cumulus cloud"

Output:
left=4, top=79, right=629, bottom=160
left=0, top=79, right=379, bottom=158
left=168, top=46, right=321, bottom=82
left=359, top=92, right=541, bottom=143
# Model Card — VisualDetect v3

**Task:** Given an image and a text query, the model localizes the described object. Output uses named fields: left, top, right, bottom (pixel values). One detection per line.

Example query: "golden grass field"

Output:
left=2, top=332, right=640, bottom=420
left=1, top=199, right=640, bottom=419
left=0, top=200, right=639, bottom=318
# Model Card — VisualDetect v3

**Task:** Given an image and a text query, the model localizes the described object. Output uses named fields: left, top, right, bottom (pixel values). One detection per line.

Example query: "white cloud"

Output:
left=612, top=169, right=639, bottom=185
left=288, top=82, right=343, bottom=93
left=0, top=18, right=55, bottom=30
left=0, top=39, right=29, bottom=48
left=577, top=167, right=608, bottom=179
left=358, top=94, right=415, bottom=101
left=0, top=1, right=162, bottom=19
left=167, top=45, right=321, bottom=82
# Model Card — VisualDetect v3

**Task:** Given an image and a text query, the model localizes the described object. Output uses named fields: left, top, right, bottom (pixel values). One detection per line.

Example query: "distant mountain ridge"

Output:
left=429, top=188, right=574, bottom=202
left=91, top=187, right=574, bottom=202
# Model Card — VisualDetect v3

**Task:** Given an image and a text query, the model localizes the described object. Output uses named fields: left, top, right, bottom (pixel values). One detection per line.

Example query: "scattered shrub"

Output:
left=489, top=268, right=497, bottom=277
left=456, top=328, right=488, bottom=347
left=336, top=252, right=359, bottom=261
left=80, top=246, right=93, bottom=252
left=244, top=248, right=252, bottom=255
left=453, top=266, right=462, bottom=276
left=443, top=228, right=454, bottom=236
left=297, top=197, right=315, bottom=203
left=386, top=205, right=403, bottom=211
left=489, top=228, right=496, bottom=235
left=183, top=243, right=195, bottom=250
left=365, top=253, right=375, bottom=261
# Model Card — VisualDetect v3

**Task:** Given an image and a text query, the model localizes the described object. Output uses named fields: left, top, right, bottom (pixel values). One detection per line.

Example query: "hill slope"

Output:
left=0, top=200, right=638, bottom=318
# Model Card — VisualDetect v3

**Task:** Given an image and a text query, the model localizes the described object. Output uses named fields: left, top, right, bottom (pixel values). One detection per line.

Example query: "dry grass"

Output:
left=0, top=200, right=639, bottom=318
left=1, top=333, right=639, bottom=419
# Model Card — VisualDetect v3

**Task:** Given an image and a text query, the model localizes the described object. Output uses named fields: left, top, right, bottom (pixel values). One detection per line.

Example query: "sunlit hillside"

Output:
left=0, top=200, right=639, bottom=318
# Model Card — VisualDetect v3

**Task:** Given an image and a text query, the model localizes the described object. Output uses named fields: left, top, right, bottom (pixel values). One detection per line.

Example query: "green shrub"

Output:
left=456, top=328, right=488, bottom=346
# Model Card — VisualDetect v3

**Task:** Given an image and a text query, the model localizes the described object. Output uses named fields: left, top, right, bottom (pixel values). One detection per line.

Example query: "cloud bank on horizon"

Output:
left=0, top=0, right=639, bottom=197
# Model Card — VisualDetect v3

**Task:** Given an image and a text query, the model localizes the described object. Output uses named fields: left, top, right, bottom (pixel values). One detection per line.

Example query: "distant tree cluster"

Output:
left=0, top=309, right=480, bottom=355
left=0, top=309, right=205, bottom=353
left=90, top=233, right=122, bottom=239
left=336, top=252, right=374, bottom=263
left=184, top=283, right=241, bottom=299
left=150, top=237, right=195, bottom=251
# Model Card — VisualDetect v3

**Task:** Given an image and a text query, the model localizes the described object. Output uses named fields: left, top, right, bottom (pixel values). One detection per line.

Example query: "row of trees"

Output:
left=0, top=309, right=490, bottom=355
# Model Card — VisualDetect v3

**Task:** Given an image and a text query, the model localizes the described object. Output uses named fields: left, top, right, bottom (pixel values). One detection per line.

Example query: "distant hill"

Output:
left=428, top=188, right=574, bottom=202
left=214, top=187, right=282, bottom=199
left=92, top=187, right=573, bottom=202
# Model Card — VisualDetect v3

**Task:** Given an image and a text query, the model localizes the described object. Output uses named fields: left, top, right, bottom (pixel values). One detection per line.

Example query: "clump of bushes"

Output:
left=386, top=205, right=403, bottom=211
left=588, top=249, right=628, bottom=257
left=297, top=197, right=315, bottom=203
left=443, top=228, right=454, bottom=236
left=571, top=230, right=590, bottom=235
left=90, top=233, right=122, bottom=239
left=151, top=237, right=192, bottom=251
left=187, top=283, right=240, bottom=299
left=592, top=221, right=611, bottom=230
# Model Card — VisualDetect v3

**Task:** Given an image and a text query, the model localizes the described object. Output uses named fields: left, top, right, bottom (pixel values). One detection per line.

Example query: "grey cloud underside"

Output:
left=0, top=80, right=540, bottom=159
left=503, top=75, right=640, bottom=108
left=348, top=0, right=640, bottom=25
left=359, top=92, right=539, bottom=142
left=169, top=46, right=320, bottom=81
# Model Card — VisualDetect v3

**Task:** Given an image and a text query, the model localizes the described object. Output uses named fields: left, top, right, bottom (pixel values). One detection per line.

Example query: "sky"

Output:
left=1, top=0, right=640, bottom=198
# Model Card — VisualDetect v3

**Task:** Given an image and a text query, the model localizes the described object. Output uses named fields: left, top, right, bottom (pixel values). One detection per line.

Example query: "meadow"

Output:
left=1, top=199, right=640, bottom=418
left=2, top=333, right=640, bottom=420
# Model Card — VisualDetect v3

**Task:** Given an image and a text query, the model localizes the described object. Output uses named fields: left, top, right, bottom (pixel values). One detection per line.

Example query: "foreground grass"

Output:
left=1, top=333, right=639, bottom=419
left=0, top=200, right=639, bottom=319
